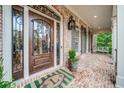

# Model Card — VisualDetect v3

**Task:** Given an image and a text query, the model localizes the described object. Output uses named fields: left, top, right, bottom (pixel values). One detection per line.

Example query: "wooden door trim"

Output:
left=29, top=10, right=54, bottom=75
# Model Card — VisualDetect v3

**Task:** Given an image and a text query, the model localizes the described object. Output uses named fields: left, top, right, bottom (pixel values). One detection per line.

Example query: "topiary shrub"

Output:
left=68, top=49, right=79, bottom=72
left=68, top=49, right=78, bottom=63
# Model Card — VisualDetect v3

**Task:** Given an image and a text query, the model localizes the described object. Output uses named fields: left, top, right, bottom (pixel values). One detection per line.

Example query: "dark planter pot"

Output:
left=69, top=61, right=78, bottom=72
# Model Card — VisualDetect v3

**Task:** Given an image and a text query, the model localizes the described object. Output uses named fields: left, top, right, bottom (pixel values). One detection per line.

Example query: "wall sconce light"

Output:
left=81, top=25, right=84, bottom=31
left=68, top=16, right=76, bottom=30
left=81, top=25, right=86, bottom=32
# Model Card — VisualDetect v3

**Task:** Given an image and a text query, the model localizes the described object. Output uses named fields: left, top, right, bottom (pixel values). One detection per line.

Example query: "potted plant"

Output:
left=0, top=58, right=15, bottom=88
left=68, top=49, right=79, bottom=72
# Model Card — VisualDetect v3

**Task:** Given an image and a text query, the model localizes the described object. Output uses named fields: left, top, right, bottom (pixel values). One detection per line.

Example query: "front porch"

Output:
left=16, top=53, right=115, bottom=88
left=0, top=5, right=118, bottom=88
left=70, top=53, right=115, bottom=88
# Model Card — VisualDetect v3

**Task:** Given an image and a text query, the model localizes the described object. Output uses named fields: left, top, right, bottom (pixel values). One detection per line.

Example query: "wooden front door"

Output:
left=29, top=11, right=54, bottom=74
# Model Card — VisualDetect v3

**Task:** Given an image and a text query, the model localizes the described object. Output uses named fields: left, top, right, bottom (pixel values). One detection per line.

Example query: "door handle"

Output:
left=51, top=45, right=54, bottom=52
left=61, top=46, right=63, bottom=48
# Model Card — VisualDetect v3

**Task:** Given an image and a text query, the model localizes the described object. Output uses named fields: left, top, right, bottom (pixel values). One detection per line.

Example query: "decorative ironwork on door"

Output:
left=33, top=19, right=51, bottom=55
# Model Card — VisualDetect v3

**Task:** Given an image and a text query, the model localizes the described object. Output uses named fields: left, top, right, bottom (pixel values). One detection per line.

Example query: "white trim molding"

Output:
left=2, top=5, right=12, bottom=81
left=116, top=76, right=124, bottom=88
left=116, top=5, right=124, bottom=88
left=23, top=6, right=29, bottom=79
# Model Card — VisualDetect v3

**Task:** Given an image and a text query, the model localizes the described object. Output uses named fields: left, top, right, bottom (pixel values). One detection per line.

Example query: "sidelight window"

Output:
left=12, top=6, right=24, bottom=80
left=56, top=22, right=60, bottom=65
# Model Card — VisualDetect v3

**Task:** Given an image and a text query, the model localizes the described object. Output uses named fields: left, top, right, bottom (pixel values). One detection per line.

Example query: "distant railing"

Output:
left=95, top=47, right=109, bottom=53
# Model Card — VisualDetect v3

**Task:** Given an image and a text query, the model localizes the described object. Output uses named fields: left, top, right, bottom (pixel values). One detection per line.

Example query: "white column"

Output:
left=60, top=18, right=64, bottom=66
left=116, top=5, right=124, bottom=88
left=3, top=5, right=12, bottom=81
left=86, top=26, right=89, bottom=53
left=93, top=34, right=97, bottom=52
left=24, top=6, right=29, bottom=79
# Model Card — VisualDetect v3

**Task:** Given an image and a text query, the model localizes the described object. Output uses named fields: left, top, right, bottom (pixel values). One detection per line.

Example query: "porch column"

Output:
left=3, top=5, right=12, bottom=81
left=91, top=31, right=93, bottom=53
left=116, top=5, right=124, bottom=88
left=86, top=26, right=89, bottom=53
left=111, top=16, right=117, bottom=64
left=92, top=34, right=97, bottom=52
left=24, top=6, right=29, bottom=79
left=112, top=5, right=117, bottom=65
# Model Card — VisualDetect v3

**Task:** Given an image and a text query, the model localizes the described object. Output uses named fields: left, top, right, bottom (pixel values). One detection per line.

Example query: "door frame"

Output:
left=28, top=5, right=64, bottom=67
left=26, top=5, right=64, bottom=78
left=29, top=10, right=55, bottom=74
left=2, top=5, right=64, bottom=81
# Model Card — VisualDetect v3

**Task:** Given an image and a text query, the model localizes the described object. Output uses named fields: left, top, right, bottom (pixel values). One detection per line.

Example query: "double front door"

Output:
left=29, top=11, right=54, bottom=74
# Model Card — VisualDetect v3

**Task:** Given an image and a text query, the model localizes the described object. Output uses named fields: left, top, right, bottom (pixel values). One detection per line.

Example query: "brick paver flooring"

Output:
left=69, top=53, right=115, bottom=88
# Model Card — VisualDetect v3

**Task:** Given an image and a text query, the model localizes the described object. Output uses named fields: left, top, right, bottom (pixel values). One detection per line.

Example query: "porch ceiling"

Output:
left=66, top=5, right=113, bottom=32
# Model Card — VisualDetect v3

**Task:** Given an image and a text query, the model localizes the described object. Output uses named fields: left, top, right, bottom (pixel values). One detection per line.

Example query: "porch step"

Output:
left=18, top=68, right=74, bottom=88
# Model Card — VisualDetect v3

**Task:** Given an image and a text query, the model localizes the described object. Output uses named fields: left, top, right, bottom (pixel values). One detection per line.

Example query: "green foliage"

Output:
left=0, top=58, right=3, bottom=82
left=97, top=33, right=112, bottom=54
left=0, top=58, right=15, bottom=88
left=0, top=81, right=12, bottom=88
left=69, top=50, right=76, bottom=59
left=68, top=49, right=78, bottom=63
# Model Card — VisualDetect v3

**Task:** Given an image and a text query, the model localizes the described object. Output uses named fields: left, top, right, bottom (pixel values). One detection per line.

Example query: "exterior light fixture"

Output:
left=81, top=25, right=84, bottom=30
left=68, top=16, right=76, bottom=30
left=94, top=16, right=97, bottom=18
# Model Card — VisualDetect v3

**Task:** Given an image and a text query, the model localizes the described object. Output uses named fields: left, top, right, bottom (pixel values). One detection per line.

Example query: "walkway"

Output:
left=69, top=53, right=115, bottom=88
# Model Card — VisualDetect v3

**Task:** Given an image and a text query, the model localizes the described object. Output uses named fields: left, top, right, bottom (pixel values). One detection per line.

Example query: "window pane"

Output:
left=12, top=6, right=24, bottom=79
left=56, top=22, right=60, bottom=65
left=33, top=20, right=51, bottom=55
left=71, top=30, right=79, bottom=52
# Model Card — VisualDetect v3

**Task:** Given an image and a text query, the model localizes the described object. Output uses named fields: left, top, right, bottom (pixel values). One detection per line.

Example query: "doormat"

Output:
left=24, top=69, right=74, bottom=88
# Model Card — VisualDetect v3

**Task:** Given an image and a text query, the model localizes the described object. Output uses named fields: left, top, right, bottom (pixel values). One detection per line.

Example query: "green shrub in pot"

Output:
left=68, top=49, right=79, bottom=72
